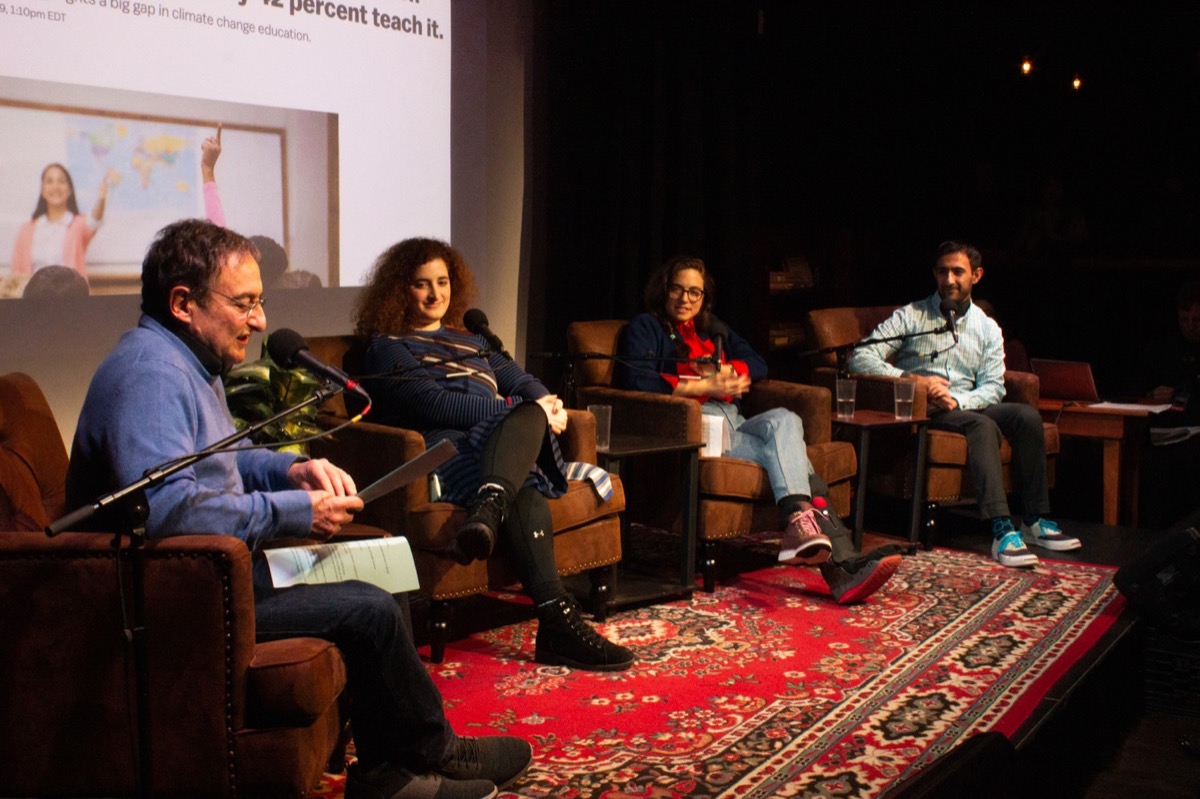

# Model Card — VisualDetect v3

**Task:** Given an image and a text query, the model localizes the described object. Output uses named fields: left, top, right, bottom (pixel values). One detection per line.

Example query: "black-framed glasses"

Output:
left=667, top=284, right=705, bottom=302
left=207, top=288, right=266, bottom=319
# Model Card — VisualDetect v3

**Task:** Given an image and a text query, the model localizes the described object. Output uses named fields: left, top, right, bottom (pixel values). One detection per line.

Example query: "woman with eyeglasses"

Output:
left=616, top=256, right=901, bottom=604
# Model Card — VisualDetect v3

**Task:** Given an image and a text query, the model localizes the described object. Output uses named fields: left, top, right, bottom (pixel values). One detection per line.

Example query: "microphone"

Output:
left=463, top=308, right=511, bottom=360
left=708, top=318, right=729, bottom=365
left=267, top=328, right=371, bottom=403
left=939, top=299, right=959, bottom=344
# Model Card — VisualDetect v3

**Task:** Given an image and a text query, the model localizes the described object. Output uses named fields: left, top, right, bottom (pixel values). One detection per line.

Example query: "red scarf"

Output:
left=660, top=320, right=748, bottom=403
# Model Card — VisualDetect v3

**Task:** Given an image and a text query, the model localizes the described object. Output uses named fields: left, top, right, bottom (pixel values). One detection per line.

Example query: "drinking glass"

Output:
left=835, top=378, right=857, bottom=418
left=894, top=379, right=916, bottom=420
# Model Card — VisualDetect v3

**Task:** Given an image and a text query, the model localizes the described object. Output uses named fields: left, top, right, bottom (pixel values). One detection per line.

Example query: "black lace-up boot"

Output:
left=534, top=594, right=635, bottom=671
left=446, top=483, right=509, bottom=565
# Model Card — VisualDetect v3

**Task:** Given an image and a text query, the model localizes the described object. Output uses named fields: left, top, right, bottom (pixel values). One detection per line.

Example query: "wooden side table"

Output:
left=591, top=434, right=702, bottom=612
left=831, top=409, right=929, bottom=547
left=1037, top=400, right=1152, bottom=526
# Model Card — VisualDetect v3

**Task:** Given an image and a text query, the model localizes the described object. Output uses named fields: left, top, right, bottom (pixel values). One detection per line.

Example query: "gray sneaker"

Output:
left=346, top=762, right=497, bottom=799
left=1020, top=518, right=1081, bottom=551
left=439, top=735, right=533, bottom=789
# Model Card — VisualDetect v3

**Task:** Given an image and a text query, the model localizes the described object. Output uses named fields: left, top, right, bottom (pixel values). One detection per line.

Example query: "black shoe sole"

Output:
left=533, top=648, right=635, bottom=672
left=452, top=522, right=496, bottom=563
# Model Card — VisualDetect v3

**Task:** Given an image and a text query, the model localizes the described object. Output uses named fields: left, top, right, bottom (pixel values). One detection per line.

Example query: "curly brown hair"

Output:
left=354, top=238, right=478, bottom=335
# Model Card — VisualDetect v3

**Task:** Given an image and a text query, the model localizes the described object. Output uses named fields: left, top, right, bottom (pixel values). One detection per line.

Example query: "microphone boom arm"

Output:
left=46, top=382, right=345, bottom=537
left=795, top=327, right=949, bottom=378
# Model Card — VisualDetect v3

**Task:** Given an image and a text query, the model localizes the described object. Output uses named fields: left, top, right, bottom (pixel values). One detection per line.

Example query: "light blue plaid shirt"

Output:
left=846, top=293, right=1006, bottom=411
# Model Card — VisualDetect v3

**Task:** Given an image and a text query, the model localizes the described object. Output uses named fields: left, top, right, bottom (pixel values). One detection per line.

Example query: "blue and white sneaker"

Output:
left=1020, top=517, right=1081, bottom=551
left=991, top=518, right=1038, bottom=568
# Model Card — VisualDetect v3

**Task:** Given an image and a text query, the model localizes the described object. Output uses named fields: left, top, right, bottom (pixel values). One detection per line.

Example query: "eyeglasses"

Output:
left=667, top=284, right=705, bottom=302
left=207, top=288, right=266, bottom=319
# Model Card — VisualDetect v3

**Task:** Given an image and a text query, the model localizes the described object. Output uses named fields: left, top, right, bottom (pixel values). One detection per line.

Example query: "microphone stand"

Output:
left=527, top=351, right=704, bottom=410
left=44, top=380, right=347, bottom=799
left=798, top=324, right=954, bottom=378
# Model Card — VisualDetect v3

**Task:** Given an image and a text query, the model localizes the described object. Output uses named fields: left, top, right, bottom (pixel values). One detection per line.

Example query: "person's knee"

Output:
left=1012, top=403, right=1043, bottom=431
left=956, top=412, right=1003, bottom=450
left=345, top=582, right=407, bottom=642
left=510, top=400, right=549, bottom=432
left=764, top=407, right=805, bottom=438
left=507, top=486, right=553, bottom=536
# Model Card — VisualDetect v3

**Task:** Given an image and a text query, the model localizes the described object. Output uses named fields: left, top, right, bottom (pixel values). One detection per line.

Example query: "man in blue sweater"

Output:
left=66, top=219, right=530, bottom=799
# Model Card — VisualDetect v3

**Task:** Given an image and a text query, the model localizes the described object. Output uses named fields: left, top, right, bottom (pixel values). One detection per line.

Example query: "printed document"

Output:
left=265, top=536, right=419, bottom=593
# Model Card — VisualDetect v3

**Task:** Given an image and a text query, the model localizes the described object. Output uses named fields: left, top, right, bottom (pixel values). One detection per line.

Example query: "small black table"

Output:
left=831, top=409, right=929, bottom=547
left=589, top=434, right=702, bottom=613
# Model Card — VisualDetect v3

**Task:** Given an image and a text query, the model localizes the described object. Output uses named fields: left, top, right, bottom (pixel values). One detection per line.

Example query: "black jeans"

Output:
left=929, top=403, right=1050, bottom=520
left=254, top=581, right=454, bottom=772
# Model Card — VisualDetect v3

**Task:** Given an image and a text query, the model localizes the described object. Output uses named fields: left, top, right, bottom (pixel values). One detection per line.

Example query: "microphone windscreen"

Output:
left=463, top=308, right=489, bottom=335
left=939, top=299, right=957, bottom=316
left=708, top=318, right=730, bottom=339
left=267, top=328, right=308, bottom=368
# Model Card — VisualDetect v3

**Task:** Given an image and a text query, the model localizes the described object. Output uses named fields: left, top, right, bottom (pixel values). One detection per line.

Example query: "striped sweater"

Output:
left=362, top=327, right=564, bottom=504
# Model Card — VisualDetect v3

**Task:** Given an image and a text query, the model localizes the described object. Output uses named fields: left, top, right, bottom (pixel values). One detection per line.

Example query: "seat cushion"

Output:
left=246, top=638, right=347, bottom=727
left=698, top=440, right=856, bottom=501
left=698, top=456, right=771, bottom=501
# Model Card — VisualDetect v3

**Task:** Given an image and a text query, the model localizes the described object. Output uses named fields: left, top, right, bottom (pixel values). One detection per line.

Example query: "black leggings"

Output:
left=478, top=402, right=563, bottom=603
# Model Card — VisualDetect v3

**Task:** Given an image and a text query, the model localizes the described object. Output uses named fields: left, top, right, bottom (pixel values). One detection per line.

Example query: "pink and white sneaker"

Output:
left=778, top=508, right=833, bottom=566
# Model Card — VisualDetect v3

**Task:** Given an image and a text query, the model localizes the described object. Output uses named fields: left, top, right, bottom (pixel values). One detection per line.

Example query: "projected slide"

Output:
left=0, top=0, right=451, bottom=298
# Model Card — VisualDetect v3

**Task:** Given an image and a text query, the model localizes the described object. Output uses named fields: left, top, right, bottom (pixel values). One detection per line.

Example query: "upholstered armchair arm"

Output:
left=742, top=379, right=833, bottom=445
left=311, top=415, right=429, bottom=535
left=560, top=408, right=596, bottom=463
left=576, top=385, right=702, bottom=443
left=818, top=365, right=1038, bottom=412
left=1003, top=370, right=1040, bottom=406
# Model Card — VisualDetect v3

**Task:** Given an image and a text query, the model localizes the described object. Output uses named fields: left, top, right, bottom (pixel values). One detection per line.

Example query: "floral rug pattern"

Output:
left=317, top=548, right=1123, bottom=798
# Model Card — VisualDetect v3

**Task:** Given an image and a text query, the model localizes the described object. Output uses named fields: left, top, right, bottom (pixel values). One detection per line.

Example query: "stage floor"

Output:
left=881, top=512, right=1200, bottom=797
left=418, top=511, right=1197, bottom=796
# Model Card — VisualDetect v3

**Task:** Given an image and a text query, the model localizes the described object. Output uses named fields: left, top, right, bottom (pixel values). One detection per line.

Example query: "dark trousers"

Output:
left=254, top=581, right=454, bottom=772
left=478, top=402, right=562, bottom=603
left=930, top=403, right=1050, bottom=520
left=1139, top=436, right=1200, bottom=529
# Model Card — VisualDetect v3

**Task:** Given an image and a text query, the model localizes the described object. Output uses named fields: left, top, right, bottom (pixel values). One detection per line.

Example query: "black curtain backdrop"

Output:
left=525, top=1, right=1200, bottom=397
left=527, top=1, right=767, bottom=393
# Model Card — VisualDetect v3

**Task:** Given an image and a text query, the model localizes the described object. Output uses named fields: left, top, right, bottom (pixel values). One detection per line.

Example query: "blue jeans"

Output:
left=254, top=581, right=454, bottom=772
left=704, top=402, right=814, bottom=501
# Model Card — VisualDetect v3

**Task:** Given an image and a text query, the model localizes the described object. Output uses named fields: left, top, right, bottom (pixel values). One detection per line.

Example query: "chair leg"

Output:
left=587, top=564, right=615, bottom=621
left=920, top=501, right=939, bottom=551
left=428, top=599, right=451, bottom=663
left=326, top=719, right=353, bottom=774
left=700, top=540, right=717, bottom=593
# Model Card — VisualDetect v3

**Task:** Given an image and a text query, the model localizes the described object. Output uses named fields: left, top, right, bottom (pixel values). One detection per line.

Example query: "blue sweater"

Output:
left=66, top=315, right=312, bottom=549
left=615, top=312, right=768, bottom=396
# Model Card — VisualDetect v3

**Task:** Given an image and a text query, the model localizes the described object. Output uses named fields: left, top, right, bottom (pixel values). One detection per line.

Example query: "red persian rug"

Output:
left=314, top=547, right=1124, bottom=798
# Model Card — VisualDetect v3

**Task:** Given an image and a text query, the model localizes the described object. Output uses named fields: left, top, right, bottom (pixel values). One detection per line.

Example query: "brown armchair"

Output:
left=565, top=320, right=858, bottom=592
left=805, top=307, right=1059, bottom=543
left=304, top=336, right=626, bottom=663
left=0, top=372, right=347, bottom=798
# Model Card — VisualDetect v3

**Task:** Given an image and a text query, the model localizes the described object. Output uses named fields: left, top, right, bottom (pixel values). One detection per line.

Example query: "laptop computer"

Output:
left=1029, top=358, right=1101, bottom=403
